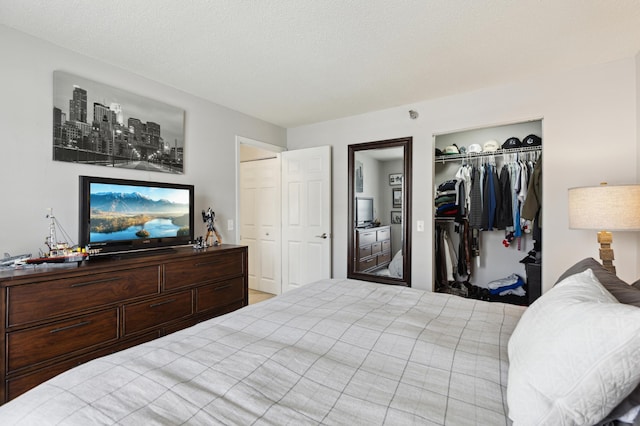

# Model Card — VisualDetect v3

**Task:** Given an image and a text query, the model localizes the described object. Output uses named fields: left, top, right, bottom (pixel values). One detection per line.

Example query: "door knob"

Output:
left=316, top=233, right=328, bottom=239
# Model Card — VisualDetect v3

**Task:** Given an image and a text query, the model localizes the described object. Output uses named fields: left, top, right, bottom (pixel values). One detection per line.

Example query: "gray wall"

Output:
left=0, top=24, right=286, bottom=256
left=288, top=57, right=640, bottom=291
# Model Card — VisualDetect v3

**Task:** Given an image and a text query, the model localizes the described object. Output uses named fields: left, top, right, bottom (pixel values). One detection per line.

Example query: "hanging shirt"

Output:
left=495, top=165, right=513, bottom=230
left=455, top=165, right=472, bottom=213
left=443, top=230, right=455, bottom=282
left=482, top=164, right=499, bottom=230
left=522, top=157, right=542, bottom=226
left=511, top=161, right=522, bottom=237
left=469, top=166, right=483, bottom=229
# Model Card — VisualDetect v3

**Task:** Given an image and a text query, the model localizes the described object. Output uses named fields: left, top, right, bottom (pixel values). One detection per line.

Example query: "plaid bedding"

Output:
left=0, top=278, right=525, bottom=425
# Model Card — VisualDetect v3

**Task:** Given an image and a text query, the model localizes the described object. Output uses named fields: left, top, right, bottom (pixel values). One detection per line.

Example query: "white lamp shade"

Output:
left=568, top=184, right=640, bottom=230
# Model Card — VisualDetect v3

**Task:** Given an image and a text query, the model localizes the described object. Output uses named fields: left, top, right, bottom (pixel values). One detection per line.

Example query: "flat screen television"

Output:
left=355, top=197, right=374, bottom=227
left=79, top=176, right=195, bottom=257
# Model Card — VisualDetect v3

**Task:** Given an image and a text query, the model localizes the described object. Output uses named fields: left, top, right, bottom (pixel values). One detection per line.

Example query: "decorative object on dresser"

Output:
left=568, top=182, right=640, bottom=274
left=354, top=225, right=391, bottom=273
left=0, top=244, right=247, bottom=404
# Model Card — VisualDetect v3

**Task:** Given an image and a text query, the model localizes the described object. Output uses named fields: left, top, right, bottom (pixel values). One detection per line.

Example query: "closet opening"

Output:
left=433, top=119, right=543, bottom=306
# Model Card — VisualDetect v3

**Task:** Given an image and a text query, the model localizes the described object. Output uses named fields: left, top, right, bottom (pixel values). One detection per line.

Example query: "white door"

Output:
left=240, top=158, right=282, bottom=294
left=281, top=146, right=332, bottom=292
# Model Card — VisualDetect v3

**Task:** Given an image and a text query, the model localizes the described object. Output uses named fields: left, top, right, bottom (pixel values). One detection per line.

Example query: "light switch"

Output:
left=417, top=220, right=425, bottom=232
left=227, top=219, right=234, bottom=231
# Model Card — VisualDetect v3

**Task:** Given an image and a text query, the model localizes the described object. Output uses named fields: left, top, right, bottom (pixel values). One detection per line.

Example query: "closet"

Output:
left=433, top=120, right=542, bottom=306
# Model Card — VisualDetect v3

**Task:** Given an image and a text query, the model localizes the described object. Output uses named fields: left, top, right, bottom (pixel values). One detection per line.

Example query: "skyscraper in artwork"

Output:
left=69, top=85, right=87, bottom=123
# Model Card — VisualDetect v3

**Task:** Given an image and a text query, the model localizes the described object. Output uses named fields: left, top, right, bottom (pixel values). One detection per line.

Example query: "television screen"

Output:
left=79, top=176, right=194, bottom=256
left=356, top=197, right=374, bottom=227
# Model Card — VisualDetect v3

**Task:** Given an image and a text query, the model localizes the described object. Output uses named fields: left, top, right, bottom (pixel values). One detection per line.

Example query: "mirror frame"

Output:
left=347, top=137, right=412, bottom=286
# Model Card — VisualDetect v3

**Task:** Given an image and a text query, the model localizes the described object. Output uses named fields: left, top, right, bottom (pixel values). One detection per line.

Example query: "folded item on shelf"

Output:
left=499, top=286, right=526, bottom=297
left=436, top=203, right=459, bottom=216
left=435, top=194, right=456, bottom=207
left=485, top=273, right=525, bottom=295
left=437, top=179, right=458, bottom=192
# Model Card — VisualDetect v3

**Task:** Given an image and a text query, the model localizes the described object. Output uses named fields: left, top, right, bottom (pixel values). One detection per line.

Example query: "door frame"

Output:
left=236, top=137, right=332, bottom=295
left=236, top=136, right=286, bottom=294
left=235, top=135, right=286, bottom=244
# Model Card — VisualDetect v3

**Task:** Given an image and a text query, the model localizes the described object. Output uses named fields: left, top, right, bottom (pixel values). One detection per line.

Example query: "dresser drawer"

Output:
left=6, top=330, right=159, bottom=401
left=123, top=291, right=192, bottom=335
left=377, top=228, right=390, bottom=241
left=164, top=251, right=244, bottom=290
left=358, top=245, right=372, bottom=258
left=358, top=231, right=377, bottom=246
left=196, top=277, right=245, bottom=313
left=378, top=251, right=391, bottom=264
left=381, top=240, right=390, bottom=252
left=358, top=256, right=377, bottom=271
left=7, top=309, right=118, bottom=372
left=7, top=266, right=160, bottom=327
left=371, top=242, right=382, bottom=254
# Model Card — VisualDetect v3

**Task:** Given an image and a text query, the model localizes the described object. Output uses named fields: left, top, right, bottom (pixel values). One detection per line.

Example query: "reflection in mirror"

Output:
left=347, top=137, right=412, bottom=286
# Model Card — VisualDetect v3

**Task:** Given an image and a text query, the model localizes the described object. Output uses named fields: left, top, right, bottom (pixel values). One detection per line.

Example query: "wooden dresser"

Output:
left=0, top=244, right=248, bottom=404
left=355, top=226, right=391, bottom=272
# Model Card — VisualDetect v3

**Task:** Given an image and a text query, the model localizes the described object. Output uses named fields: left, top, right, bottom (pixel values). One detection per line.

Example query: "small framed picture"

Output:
left=355, top=160, right=364, bottom=193
left=389, top=173, right=403, bottom=185
left=391, top=211, right=402, bottom=224
left=392, top=187, right=402, bottom=208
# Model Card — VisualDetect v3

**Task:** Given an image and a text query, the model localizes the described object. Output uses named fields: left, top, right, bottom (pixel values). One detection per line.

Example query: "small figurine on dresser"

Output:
left=202, top=207, right=222, bottom=247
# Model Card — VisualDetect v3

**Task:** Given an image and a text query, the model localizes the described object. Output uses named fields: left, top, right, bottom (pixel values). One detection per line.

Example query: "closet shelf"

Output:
left=435, top=145, right=541, bottom=164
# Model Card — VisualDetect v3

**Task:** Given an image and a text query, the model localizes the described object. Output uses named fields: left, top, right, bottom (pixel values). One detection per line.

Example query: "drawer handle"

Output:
left=149, top=299, right=176, bottom=308
left=50, top=321, right=91, bottom=334
left=213, top=284, right=232, bottom=291
left=70, top=277, right=120, bottom=288
left=194, top=261, right=217, bottom=267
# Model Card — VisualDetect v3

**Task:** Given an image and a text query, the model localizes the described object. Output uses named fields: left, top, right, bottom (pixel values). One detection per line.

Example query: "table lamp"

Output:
left=568, top=182, right=640, bottom=274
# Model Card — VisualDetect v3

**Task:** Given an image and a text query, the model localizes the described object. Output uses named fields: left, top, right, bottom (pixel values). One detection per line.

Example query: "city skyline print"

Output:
left=53, top=71, right=185, bottom=174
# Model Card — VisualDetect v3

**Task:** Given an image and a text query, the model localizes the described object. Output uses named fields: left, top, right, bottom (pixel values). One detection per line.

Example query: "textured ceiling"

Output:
left=2, top=1, right=640, bottom=128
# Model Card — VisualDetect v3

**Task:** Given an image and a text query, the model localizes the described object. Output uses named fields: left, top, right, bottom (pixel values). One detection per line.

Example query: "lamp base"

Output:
left=597, top=231, right=616, bottom=274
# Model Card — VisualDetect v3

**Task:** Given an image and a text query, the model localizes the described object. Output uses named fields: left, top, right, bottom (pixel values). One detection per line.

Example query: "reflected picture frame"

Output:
left=355, top=160, right=364, bottom=193
left=389, top=173, right=403, bottom=185
left=391, top=211, right=402, bottom=224
left=392, top=187, right=402, bottom=208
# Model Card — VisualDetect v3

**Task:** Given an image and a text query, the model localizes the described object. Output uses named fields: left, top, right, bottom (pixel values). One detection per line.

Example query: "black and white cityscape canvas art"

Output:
left=53, top=71, right=185, bottom=174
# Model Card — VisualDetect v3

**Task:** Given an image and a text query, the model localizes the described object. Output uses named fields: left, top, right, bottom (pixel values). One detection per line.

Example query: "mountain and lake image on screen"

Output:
left=89, top=183, right=190, bottom=243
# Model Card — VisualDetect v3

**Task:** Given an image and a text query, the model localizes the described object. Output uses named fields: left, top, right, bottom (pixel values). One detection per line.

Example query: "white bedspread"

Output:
left=0, top=278, right=525, bottom=425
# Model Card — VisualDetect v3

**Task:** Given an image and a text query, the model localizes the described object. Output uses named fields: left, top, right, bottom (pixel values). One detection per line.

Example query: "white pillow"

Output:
left=507, top=268, right=640, bottom=426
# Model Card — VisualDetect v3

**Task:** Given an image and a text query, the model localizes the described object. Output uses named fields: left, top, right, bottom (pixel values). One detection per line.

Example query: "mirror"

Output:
left=347, top=137, right=412, bottom=286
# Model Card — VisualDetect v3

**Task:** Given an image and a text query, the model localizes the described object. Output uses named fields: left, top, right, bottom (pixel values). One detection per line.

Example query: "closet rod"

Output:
left=435, top=146, right=541, bottom=164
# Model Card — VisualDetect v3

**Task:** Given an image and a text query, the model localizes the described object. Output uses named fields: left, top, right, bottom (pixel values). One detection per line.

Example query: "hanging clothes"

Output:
left=468, top=165, right=483, bottom=229
left=495, top=165, right=513, bottom=230
left=434, top=224, right=448, bottom=287
left=434, top=148, right=541, bottom=292
left=481, top=163, right=500, bottom=230
left=455, top=164, right=472, bottom=214
left=510, top=161, right=523, bottom=238
left=522, top=156, right=542, bottom=226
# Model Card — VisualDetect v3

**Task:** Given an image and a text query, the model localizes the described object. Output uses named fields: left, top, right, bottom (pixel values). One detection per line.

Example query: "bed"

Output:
left=1, top=258, right=639, bottom=425
left=376, top=250, right=403, bottom=278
